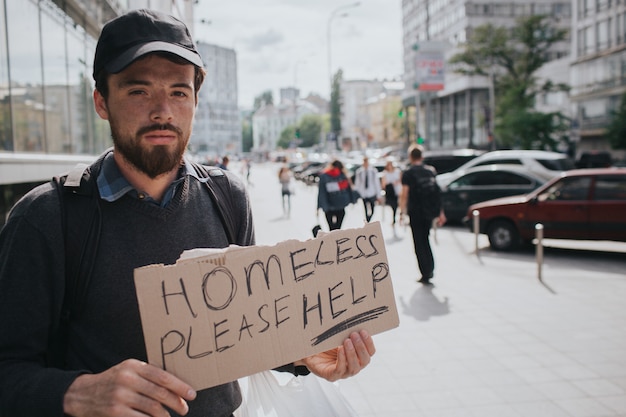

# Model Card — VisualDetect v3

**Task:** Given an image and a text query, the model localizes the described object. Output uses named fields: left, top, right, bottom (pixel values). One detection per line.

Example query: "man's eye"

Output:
left=129, top=90, right=146, bottom=96
left=173, top=91, right=188, bottom=97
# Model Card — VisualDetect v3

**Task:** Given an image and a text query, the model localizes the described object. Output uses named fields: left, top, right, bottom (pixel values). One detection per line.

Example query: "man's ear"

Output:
left=93, top=89, right=109, bottom=120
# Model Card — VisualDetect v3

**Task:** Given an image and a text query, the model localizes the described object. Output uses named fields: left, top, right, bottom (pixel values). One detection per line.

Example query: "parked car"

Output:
left=436, top=150, right=575, bottom=188
left=466, top=168, right=626, bottom=251
left=441, top=165, right=547, bottom=222
left=423, top=148, right=486, bottom=174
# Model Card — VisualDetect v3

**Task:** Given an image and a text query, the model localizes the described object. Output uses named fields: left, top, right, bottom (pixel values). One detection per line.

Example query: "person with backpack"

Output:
left=399, top=144, right=447, bottom=285
left=0, top=10, right=375, bottom=417
left=317, top=159, right=358, bottom=230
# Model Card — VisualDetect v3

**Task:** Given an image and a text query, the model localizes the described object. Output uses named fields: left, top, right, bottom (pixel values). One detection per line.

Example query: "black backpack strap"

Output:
left=191, top=162, right=238, bottom=245
left=49, top=163, right=102, bottom=367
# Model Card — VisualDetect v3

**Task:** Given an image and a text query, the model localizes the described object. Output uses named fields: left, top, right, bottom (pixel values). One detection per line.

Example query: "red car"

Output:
left=466, top=168, right=626, bottom=251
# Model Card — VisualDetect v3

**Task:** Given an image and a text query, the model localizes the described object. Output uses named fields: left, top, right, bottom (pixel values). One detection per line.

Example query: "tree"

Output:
left=253, top=90, right=273, bottom=111
left=449, top=15, right=570, bottom=149
left=275, top=114, right=324, bottom=149
left=241, top=118, right=253, bottom=152
left=298, top=114, right=323, bottom=148
left=606, top=93, right=626, bottom=150
left=329, top=69, right=343, bottom=146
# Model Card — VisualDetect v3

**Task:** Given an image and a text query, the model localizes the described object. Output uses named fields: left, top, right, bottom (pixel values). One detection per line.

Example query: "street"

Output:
left=235, top=160, right=626, bottom=417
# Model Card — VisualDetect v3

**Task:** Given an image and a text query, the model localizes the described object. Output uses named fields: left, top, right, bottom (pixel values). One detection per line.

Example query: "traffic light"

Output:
left=295, top=128, right=301, bottom=139
left=417, top=136, right=425, bottom=144
left=398, top=109, right=404, bottom=118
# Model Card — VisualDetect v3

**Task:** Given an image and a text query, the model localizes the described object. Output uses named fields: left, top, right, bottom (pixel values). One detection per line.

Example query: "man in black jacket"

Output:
left=399, top=144, right=446, bottom=285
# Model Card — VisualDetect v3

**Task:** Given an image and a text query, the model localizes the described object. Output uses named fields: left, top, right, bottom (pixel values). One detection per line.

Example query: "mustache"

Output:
left=137, top=123, right=183, bottom=137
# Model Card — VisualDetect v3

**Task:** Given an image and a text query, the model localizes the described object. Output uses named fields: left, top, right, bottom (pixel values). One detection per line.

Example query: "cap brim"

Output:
left=105, top=41, right=204, bottom=73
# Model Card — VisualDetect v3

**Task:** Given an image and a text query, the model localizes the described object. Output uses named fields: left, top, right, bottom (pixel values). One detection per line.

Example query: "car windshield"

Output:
left=537, top=158, right=576, bottom=171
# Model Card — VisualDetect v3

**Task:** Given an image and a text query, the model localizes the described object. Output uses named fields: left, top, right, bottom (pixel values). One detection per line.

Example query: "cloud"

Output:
left=241, top=29, right=285, bottom=51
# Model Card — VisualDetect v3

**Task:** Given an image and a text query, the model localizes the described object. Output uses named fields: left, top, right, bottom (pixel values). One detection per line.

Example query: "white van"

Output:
left=436, top=150, right=575, bottom=188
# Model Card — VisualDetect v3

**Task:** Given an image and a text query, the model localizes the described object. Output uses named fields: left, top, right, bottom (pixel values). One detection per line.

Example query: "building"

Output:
left=0, top=0, right=197, bottom=226
left=339, top=79, right=408, bottom=151
left=401, top=0, right=572, bottom=150
left=192, top=42, right=240, bottom=157
left=339, top=79, right=386, bottom=150
left=570, top=0, right=626, bottom=157
left=251, top=88, right=326, bottom=151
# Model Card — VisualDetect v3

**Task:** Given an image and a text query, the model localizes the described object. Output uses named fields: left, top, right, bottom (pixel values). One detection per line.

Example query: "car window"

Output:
left=536, top=158, right=576, bottom=171
left=538, top=177, right=591, bottom=201
left=474, top=158, right=523, bottom=167
left=448, top=171, right=533, bottom=188
left=593, top=175, right=626, bottom=200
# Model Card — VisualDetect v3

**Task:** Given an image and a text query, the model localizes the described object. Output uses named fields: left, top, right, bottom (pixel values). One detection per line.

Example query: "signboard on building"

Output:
left=414, top=41, right=447, bottom=92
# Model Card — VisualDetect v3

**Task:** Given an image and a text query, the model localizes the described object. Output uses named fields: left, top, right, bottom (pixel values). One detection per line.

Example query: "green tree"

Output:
left=449, top=15, right=570, bottom=149
left=298, top=114, right=323, bottom=148
left=241, top=118, right=253, bottom=152
left=276, top=114, right=324, bottom=149
left=330, top=69, right=343, bottom=146
left=606, top=93, right=626, bottom=150
left=253, top=90, right=273, bottom=111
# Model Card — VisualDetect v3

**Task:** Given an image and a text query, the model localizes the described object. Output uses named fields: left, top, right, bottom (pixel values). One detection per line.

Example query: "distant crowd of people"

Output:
left=278, top=144, right=446, bottom=286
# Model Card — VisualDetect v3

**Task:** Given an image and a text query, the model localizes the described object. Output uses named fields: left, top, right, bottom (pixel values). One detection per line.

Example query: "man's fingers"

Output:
left=131, top=361, right=196, bottom=415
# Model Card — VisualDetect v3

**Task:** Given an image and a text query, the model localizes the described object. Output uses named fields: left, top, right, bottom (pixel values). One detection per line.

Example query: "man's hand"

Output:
left=63, top=359, right=196, bottom=417
left=297, top=330, right=376, bottom=382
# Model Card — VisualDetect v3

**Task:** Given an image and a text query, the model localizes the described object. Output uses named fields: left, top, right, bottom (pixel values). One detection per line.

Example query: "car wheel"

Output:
left=487, top=220, right=520, bottom=251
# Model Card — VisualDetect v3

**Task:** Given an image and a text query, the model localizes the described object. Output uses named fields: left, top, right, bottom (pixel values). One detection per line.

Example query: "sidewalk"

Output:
left=242, top=161, right=626, bottom=417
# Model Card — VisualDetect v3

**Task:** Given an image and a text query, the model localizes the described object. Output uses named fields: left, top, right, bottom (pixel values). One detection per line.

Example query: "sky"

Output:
left=193, top=0, right=404, bottom=109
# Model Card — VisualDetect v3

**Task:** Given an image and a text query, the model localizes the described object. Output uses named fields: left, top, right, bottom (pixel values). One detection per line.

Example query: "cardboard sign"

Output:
left=134, top=222, right=399, bottom=390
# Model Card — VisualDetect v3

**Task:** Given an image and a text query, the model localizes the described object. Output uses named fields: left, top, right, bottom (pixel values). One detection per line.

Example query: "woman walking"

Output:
left=381, top=159, right=402, bottom=226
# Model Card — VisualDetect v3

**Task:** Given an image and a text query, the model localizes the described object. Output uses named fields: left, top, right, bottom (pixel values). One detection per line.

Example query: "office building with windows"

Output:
left=401, top=0, right=571, bottom=150
left=0, top=0, right=197, bottom=225
left=570, top=0, right=626, bottom=153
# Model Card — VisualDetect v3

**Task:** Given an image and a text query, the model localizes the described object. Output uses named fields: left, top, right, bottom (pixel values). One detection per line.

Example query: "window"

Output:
left=593, top=176, right=626, bottom=200
left=475, top=158, right=523, bottom=167
left=539, top=177, right=591, bottom=201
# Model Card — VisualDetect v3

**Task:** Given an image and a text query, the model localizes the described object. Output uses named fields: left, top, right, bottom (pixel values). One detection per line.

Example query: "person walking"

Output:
left=278, top=165, right=293, bottom=217
left=399, top=144, right=446, bottom=285
left=317, top=159, right=357, bottom=231
left=381, top=159, right=402, bottom=227
left=0, top=9, right=375, bottom=417
left=354, top=156, right=381, bottom=223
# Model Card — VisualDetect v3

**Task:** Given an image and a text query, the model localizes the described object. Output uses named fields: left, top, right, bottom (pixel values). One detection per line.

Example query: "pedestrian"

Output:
left=399, top=144, right=446, bottom=285
left=218, top=155, right=229, bottom=170
left=354, top=156, right=381, bottom=222
left=381, top=159, right=402, bottom=226
left=278, top=164, right=293, bottom=217
left=0, top=9, right=375, bottom=417
left=317, top=159, right=357, bottom=230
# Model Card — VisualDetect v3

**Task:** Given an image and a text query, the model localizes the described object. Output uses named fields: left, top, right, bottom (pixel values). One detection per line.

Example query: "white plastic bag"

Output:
left=234, top=371, right=358, bottom=417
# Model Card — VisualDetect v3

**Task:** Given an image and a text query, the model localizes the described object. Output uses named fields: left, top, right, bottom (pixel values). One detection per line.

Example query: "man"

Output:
left=0, top=9, right=374, bottom=417
left=354, top=156, right=381, bottom=222
left=399, top=144, right=446, bottom=285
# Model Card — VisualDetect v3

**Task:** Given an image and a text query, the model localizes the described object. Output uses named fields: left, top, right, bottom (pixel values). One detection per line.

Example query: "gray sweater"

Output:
left=0, top=155, right=254, bottom=416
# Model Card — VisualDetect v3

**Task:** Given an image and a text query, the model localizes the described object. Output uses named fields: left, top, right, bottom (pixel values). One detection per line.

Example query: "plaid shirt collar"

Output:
left=96, top=152, right=200, bottom=207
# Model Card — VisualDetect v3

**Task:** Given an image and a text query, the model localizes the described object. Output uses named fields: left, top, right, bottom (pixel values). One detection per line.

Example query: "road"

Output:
left=234, top=160, right=626, bottom=417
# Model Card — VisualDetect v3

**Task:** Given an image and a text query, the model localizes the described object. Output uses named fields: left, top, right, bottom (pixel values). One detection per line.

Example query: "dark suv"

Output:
left=466, top=168, right=626, bottom=251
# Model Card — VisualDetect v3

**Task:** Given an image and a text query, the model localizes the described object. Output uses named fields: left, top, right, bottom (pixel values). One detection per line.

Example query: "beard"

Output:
left=111, top=122, right=188, bottom=179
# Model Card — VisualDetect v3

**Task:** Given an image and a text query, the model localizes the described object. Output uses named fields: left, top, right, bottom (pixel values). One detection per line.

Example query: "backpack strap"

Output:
left=49, top=163, right=102, bottom=366
left=191, top=162, right=238, bottom=244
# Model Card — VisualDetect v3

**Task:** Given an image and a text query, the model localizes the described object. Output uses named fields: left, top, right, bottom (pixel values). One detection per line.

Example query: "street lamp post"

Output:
left=326, top=2, right=360, bottom=150
left=326, top=2, right=360, bottom=97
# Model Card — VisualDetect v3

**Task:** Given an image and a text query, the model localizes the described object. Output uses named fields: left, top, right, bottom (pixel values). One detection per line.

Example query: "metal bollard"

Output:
left=535, top=223, right=544, bottom=282
left=473, top=210, right=480, bottom=254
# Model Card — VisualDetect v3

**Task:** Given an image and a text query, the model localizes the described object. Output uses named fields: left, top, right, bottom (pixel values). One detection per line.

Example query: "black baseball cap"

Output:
left=93, top=9, right=203, bottom=79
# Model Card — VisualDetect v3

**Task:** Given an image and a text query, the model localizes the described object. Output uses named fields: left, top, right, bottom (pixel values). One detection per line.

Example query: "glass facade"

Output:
left=0, top=0, right=110, bottom=154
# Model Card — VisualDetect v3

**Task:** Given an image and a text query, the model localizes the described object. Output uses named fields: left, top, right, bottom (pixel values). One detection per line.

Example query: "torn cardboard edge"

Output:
left=134, top=221, right=399, bottom=390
